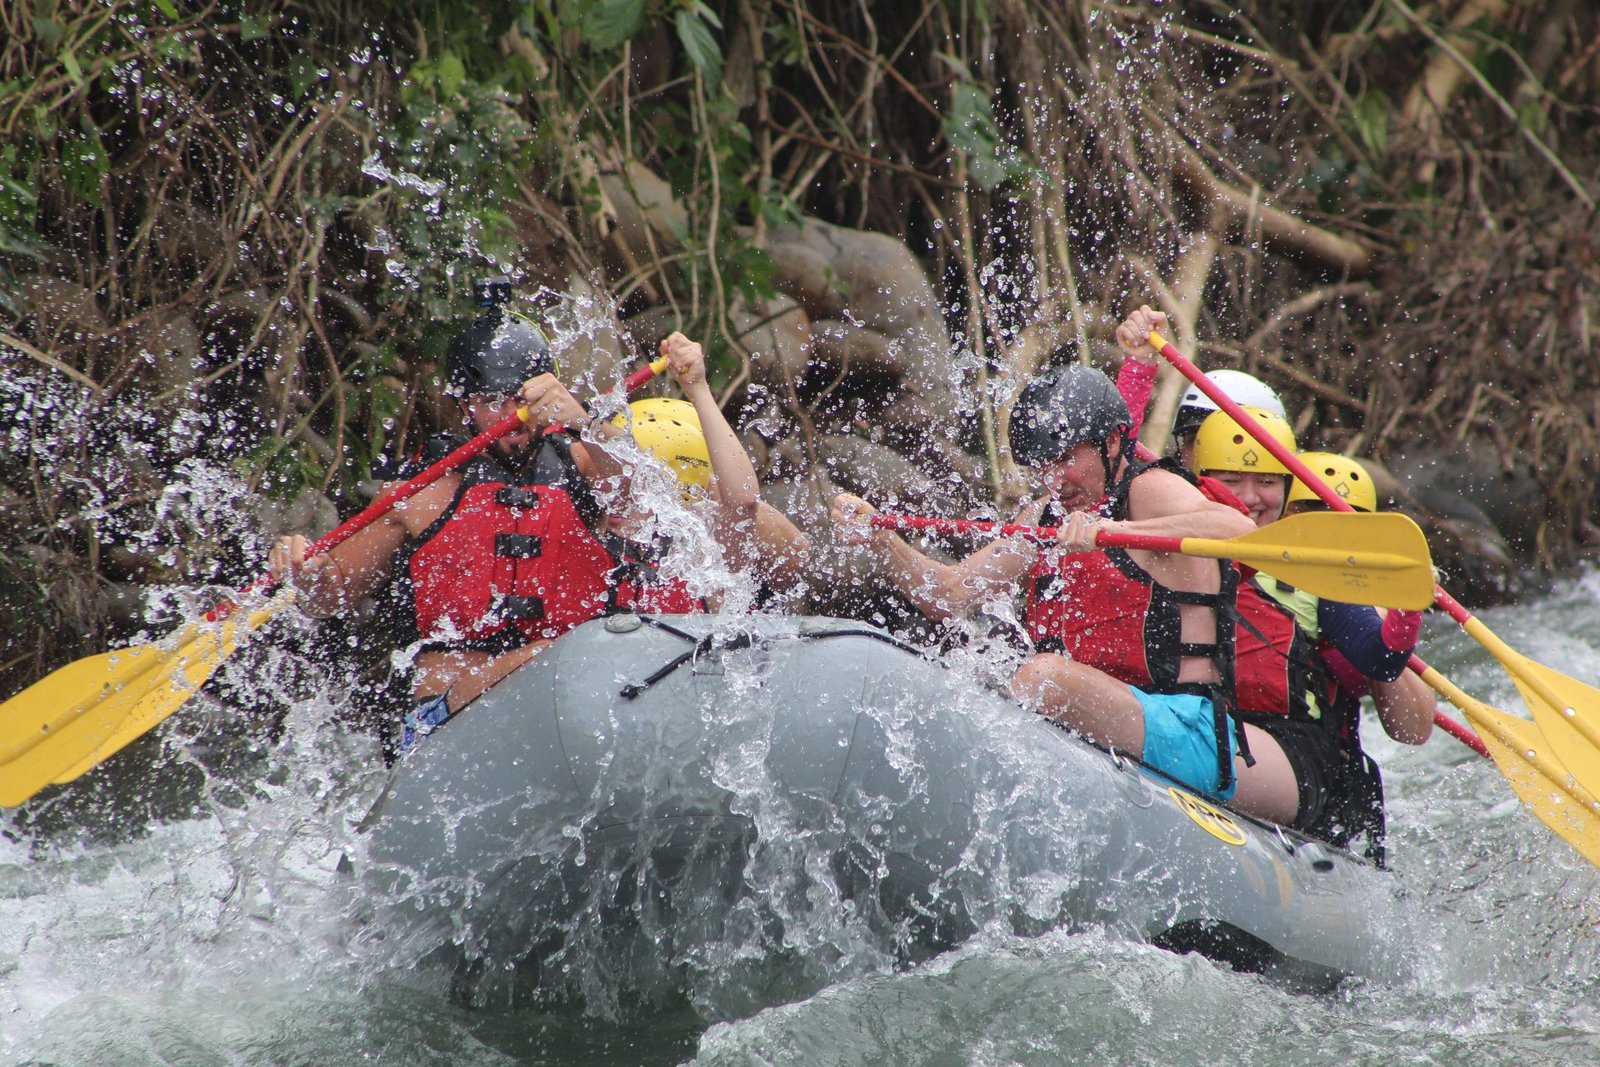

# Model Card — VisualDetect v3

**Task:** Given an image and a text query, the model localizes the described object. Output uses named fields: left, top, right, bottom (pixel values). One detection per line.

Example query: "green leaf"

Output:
left=152, top=0, right=180, bottom=19
left=582, top=0, right=646, bottom=49
left=435, top=51, right=467, bottom=98
left=60, top=49, right=84, bottom=87
left=690, top=0, right=723, bottom=29
left=675, top=8, right=723, bottom=88
left=62, top=127, right=109, bottom=206
left=31, top=17, right=63, bottom=49
left=289, top=53, right=317, bottom=98
left=1516, top=98, right=1549, bottom=137
left=1349, top=90, right=1389, bottom=159
left=240, top=15, right=269, bottom=42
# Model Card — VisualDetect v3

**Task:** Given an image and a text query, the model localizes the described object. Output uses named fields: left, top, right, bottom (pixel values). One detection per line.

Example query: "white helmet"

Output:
left=1174, top=369, right=1285, bottom=437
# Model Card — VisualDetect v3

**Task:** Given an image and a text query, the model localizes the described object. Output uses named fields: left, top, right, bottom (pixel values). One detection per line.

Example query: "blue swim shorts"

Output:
left=1131, top=687, right=1238, bottom=802
left=400, top=692, right=452, bottom=753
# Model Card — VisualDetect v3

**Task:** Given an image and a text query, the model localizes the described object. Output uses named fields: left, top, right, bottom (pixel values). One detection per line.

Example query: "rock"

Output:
left=96, top=582, right=146, bottom=627
left=19, top=274, right=106, bottom=348
left=546, top=273, right=629, bottom=394
left=765, top=239, right=848, bottom=320
left=1386, top=443, right=1536, bottom=604
left=152, top=203, right=228, bottom=275
left=806, top=320, right=909, bottom=388
left=248, top=486, right=340, bottom=543
left=600, top=161, right=688, bottom=270
left=814, top=433, right=978, bottom=517
left=317, top=287, right=374, bottom=335
left=130, top=314, right=204, bottom=397
left=1390, top=441, right=1543, bottom=554
left=767, top=218, right=953, bottom=397
left=735, top=295, right=813, bottom=386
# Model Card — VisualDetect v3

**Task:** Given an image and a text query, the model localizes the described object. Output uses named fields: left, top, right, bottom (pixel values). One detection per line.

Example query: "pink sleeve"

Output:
left=1381, top=609, right=1423, bottom=653
left=1320, top=646, right=1372, bottom=697
left=1116, top=359, right=1158, bottom=439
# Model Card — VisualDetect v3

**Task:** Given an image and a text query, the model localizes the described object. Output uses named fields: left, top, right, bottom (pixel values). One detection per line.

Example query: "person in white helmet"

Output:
left=1173, top=368, right=1286, bottom=470
left=1106, top=305, right=1286, bottom=473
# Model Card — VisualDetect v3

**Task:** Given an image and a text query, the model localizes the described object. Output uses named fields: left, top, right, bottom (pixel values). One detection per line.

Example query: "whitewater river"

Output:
left=5, top=572, right=1600, bottom=1066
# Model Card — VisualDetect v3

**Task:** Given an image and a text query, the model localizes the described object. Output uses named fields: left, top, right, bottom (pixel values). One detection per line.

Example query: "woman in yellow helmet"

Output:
left=1191, top=407, right=1298, bottom=526
left=1284, top=452, right=1436, bottom=862
left=617, top=333, right=812, bottom=604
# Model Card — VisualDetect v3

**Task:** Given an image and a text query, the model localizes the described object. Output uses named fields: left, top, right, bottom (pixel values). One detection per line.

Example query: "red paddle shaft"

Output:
left=870, top=513, right=1191, bottom=554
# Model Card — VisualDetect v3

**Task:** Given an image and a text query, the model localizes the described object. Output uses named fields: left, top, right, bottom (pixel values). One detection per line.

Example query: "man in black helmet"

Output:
left=266, top=283, right=757, bottom=752
left=832, top=358, right=1311, bottom=822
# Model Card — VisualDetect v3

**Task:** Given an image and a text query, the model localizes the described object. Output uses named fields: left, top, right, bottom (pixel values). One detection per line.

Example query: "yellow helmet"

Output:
left=1288, top=452, right=1377, bottom=513
left=1193, top=407, right=1297, bottom=476
left=616, top=398, right=712, bottom=500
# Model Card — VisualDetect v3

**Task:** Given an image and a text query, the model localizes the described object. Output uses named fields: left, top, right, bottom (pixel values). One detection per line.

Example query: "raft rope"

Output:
left=617, top=615, right=932, bottom=699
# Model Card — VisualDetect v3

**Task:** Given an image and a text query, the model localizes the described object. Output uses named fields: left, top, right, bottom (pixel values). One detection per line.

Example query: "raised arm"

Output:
left=659, top=332, right=760, bottom=522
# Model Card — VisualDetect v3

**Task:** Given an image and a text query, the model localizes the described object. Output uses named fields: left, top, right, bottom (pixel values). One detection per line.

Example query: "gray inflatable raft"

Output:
left=357, top=614, right=1398, bottom=1000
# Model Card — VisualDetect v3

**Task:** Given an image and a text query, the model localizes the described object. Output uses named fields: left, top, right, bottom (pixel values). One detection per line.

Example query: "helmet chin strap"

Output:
left=1100, top=426, right=1132, bottom=489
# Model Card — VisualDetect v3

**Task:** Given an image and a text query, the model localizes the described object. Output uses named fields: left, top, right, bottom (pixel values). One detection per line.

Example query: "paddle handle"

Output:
left=623, top=355, right=671, bottom=393
left=208, top=354, right=672, bottom=621
left=1147, top=329, right=1489, bottom=755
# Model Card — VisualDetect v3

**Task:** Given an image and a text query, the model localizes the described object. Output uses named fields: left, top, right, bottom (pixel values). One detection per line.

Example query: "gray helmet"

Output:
left=443, top=277, right=555, bottom=398
left=1008, top=363, right=1131, bottom=467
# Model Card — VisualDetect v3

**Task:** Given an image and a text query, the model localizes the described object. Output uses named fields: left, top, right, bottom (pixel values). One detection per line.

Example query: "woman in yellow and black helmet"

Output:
left=1283, top=452, right=1436, bottom=864
left=612, top=335, right=812, bottom=606
left=1191, top=406, right=1298, bottom=527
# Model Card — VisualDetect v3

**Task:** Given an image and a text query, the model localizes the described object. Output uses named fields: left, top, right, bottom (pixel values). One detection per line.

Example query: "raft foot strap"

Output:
left=621, top=630, right=755, bottom=700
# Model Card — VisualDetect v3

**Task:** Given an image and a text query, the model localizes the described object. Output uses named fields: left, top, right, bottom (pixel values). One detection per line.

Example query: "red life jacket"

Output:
left=394, top=437, right=701, bottom=652
left=1231, top=575, right=1330, bottom=722
left=1022, top=453, right=1240, bottom=788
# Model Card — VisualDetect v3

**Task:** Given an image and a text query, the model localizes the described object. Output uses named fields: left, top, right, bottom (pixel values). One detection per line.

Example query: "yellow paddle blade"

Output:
left=1456, top=618, right=1600, bottom=801
left=1186, top=511, right=1436, bottom=610
left=1471, top=711, right=1600, bottom=866
left=1419, top=667, right=1600, bottom=866
left=0, top=601, right=284, bottom=807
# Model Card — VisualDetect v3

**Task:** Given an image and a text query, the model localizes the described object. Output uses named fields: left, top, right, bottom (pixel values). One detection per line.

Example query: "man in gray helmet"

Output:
left=832, top=340, right=1309, bottom=824
left=265, top=282, right=755, bottom=751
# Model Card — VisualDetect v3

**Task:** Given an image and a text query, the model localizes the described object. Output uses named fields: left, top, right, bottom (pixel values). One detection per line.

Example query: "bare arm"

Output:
left=660, top=332, right=760, bottom=521
left=513, top=372, right=629, bottom=485
left=831, top=493, right=1041, bottom=621
left=266, top=475, right=457, bottom=618
left=1371, top=670, right=1436, bottom=745
left=1113, top=467, right=1257, bottom=542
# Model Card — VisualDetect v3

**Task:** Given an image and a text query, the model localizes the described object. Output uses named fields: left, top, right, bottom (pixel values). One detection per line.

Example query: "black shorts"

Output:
left=1241, top=715, right=1387, bottom=861
left=1240, top=716, right=1342, bottom=833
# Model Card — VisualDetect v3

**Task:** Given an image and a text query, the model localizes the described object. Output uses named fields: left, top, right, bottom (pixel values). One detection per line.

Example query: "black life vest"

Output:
left=1022, top=453, right=1243, bottom=789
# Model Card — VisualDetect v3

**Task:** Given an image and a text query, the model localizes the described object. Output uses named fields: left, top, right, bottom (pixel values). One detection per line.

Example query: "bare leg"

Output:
left=1009, top=652, right=1148, bottom=755
left=1013, top=652, right=1303, bottom=825
left=1228, top=724, right=1300, bottom=825
left=414, top=639, right=554, bottom=711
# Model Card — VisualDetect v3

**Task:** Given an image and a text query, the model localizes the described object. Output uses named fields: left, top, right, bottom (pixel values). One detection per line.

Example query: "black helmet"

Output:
left=443, top=277, right=555, bottom=398
left=1008, top=363, right=1130, bottom=467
